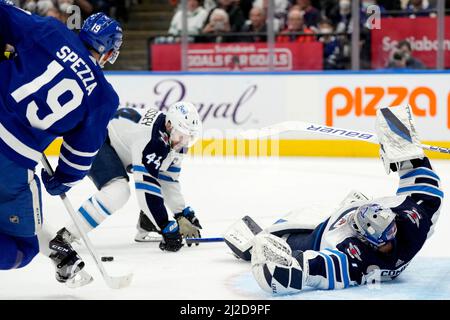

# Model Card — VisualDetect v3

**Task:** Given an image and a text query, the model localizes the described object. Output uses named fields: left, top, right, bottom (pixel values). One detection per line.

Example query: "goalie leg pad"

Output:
left=376, top=105, right=424, bottom=174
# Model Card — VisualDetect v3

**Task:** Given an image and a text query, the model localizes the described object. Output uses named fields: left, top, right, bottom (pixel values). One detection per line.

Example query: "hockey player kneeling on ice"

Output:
left=224, top=104, right=443, bottom=294
left=55, top=101, right=203, bottom=253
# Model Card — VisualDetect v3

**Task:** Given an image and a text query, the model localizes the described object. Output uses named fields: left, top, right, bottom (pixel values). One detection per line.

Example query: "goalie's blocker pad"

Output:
left=223, top=216, right=262, bottom=261
left=376, top=104, right=424, bottom=174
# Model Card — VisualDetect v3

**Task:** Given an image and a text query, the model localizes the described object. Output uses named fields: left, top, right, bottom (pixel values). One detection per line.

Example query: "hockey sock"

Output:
left=0, top=234, right=38, bottom=269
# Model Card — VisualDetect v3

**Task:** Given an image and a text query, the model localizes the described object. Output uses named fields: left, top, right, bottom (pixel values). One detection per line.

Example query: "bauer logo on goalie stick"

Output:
left=306, top=125, right=375, bottom=140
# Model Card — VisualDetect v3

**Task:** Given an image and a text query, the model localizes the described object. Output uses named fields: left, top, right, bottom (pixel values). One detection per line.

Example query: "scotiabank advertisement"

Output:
left=106, top=73, right=450, bottom=142
left=371, top=17, right=450, bottom=69
left=151, top=42, right=323, bottom=71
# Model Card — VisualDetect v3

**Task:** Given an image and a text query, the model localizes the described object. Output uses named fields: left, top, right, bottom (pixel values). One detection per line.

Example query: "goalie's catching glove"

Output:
left=174, top=207, right=202, bottom=246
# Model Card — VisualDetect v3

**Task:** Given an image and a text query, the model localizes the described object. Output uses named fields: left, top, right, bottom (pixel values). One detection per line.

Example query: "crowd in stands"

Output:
left=165, top=0, right=442, bottom=69
left=13, top=0, right=133, bottom=23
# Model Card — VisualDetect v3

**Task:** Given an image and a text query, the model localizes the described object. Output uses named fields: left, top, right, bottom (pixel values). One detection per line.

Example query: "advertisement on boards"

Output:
left=151, top=42, right=323, bottom=71
left=371, top=17, right=450, bottom=69
left=106, top=73, right=450, bottom=142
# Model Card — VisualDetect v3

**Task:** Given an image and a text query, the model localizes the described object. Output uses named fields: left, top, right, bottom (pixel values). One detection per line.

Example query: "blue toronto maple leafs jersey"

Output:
left=0, top=2, right=119, bottom=183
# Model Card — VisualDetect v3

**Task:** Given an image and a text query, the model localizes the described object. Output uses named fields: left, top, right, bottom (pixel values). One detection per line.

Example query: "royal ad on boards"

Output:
left=107, top=73, right=450, bottom=142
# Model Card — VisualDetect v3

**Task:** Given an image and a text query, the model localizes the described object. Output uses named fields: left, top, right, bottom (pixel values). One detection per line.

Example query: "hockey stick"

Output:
left=41, top=155, right=133, bottom=289
left=185, top=237, right=224, bottom=245
left=240, top=121, right=450, bottom=154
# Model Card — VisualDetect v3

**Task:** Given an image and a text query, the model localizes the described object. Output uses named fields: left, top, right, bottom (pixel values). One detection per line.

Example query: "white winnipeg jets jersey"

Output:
left=107, top=107, right=188, bottom=228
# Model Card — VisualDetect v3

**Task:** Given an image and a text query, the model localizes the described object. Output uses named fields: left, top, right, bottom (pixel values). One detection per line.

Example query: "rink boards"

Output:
left=46, top=71, right=450, bottom=159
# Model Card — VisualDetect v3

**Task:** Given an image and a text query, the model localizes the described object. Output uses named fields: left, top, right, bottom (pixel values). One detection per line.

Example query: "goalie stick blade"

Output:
left=105, top=273, right=133, bottom=289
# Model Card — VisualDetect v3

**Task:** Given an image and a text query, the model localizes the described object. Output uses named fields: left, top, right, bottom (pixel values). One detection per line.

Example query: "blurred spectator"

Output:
left=255, top=0, right=285, bottom=32
left=386, top=40, right=426, bottom=69
left=292, top=0, right=321, bottom=28
left=168, top=0, right=208, bottom=36
left=276, top=8, right=315, bottom=42
left=200, top=8, right=233, bottom=42
left=205, top=0, right=246, bottom=32
left=22, top=0, right=38, bottom=12
left=328, top=0, right=352, bottom=34
left=203, top=0, right=216, bottom=11
left=46, top=6, right=62, bottom=19
left=239, top=5, right=267, bottom=42
left=170, top=0, right=215, bottom=11
left=317, top=19, right=348, bottom=69
left=240, top=0, right=253, bottom=19
left=377, top=0, right=402, bottom=11
left=405, top=0, right=436, bottom=17
left=253, top=0, right=289, bottom=23
left=36, top=0, right=55, bottom=16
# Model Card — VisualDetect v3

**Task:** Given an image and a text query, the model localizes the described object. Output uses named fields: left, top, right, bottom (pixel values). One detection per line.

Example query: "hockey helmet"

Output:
left=165, top=101, right=202, bottom=151
left=351, top=204, right=397, bottom=247
left=79, top=13, right=123, bottom=67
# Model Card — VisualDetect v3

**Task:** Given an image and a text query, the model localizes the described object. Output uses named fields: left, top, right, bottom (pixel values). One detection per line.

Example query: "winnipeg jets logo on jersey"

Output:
left=346, top=242, right=362, bottom=261
left=404, top=208, right=421, bottom=228
left=328, top=207, right=357, bottom=231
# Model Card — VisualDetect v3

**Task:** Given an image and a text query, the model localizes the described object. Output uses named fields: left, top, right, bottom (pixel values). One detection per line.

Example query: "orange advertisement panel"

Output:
left=151, top=42, right=323, bottom=71
left=371, top=16, right=450, bottom=69
left=319, top=74, right=450, bottom=141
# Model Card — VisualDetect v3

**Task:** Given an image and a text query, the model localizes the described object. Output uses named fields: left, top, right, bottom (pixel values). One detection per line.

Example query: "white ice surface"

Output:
left=1, top=156, right=449, bottom=300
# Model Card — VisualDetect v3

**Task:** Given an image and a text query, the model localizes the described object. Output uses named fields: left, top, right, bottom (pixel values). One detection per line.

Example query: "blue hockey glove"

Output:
left=159, top=221, right=183, bottom=252
left=41, top=169, right=72, bottom=196
left=174, top=207, right=202, bottom=246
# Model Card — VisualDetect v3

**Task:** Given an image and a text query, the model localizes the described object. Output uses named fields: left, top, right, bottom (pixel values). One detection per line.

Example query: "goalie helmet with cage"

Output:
left=350, top=204, right=397, bottom=248
left=79, top=12, right=123, bottom=67
left=165, top=101, right=202, bottom=151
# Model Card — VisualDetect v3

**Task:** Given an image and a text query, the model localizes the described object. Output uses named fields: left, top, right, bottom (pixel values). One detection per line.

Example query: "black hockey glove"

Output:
left=174, top=207, right=202, bottom=247
left=159, top=221, right=183, bottom=252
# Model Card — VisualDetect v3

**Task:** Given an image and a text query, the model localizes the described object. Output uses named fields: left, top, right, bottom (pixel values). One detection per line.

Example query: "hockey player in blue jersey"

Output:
left=224, top=104, right=443, bottom=294
left=0, top=1, right=122, bottom=283
left=54, top=101, right=203, bottom=253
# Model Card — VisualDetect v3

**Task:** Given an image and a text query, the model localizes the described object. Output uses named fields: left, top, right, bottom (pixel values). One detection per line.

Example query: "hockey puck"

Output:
left=101, top=256, right=114, bottom=262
